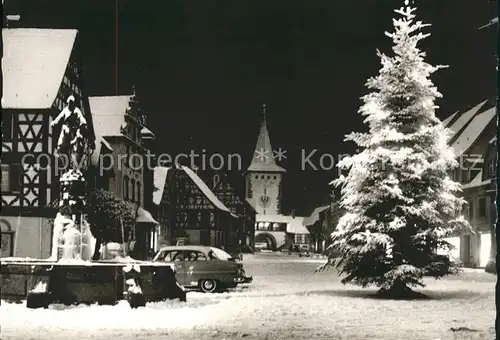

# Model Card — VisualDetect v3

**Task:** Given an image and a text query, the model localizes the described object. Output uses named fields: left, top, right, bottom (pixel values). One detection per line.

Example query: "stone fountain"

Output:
left=0, top=95, right=186, bottom=308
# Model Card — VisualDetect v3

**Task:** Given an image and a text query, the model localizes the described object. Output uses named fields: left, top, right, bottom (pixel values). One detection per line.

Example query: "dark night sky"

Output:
left=9, top=0, right=498, bottom=215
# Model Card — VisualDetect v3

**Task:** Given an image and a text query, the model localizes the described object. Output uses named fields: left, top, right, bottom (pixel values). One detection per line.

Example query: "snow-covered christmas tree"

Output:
left=320, top=1, right=471, bottom=298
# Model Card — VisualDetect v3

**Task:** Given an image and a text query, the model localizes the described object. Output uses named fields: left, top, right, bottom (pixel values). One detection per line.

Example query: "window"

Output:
left=1, top=164, right=21, bottom=193
left=273, top=176, right=277, bottom=180
left=468, top=200, right=474, bottom=220
left=137, top=182, right=141, bottom=206
left=488, top=158, right=496, bottom=178
left=2, top=113, right=12, bottom=141
left=294, top=234, right=307, bottom=244
left=478, top=197, right=487, bottom=218
left=123, top=176, right=129, bottom=200
left=157, top=250, right=183, bottom=262
left=125, top=145, right=131, bottom=167
left=0, top=219, right=14, bottom=258
left=461, top=169, right=468, bottom=183
left=247, top=181, right=252, bottom=198
left=185, top=250, right=207, bottom=261
left=131, top=179, right=136, bottom=202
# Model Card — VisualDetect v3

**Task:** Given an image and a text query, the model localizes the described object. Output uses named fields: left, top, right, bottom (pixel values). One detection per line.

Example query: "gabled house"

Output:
left=89, top=92, right=159, bottom=260
left=303, top=205, right=331, bottom=252
left=153, top=165, right=237, bottom=248
left=442, top=99, right=496, bottom=268
left=1, top=28, right=96, bottom=258
left=199, top=171, right=256, bottom=251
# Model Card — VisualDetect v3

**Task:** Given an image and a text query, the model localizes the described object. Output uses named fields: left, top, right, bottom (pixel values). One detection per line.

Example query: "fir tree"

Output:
left=320, top=1, right=470, bottom=298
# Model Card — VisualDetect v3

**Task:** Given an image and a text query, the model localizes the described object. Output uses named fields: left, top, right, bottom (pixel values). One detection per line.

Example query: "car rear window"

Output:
left=210, top=247, right=233, bottom=261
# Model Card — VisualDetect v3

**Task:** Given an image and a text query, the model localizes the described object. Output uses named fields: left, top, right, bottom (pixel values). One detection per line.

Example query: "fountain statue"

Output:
left=0, top=93, right=186, bottom=309
left=50, top=95, right=94, bottom=261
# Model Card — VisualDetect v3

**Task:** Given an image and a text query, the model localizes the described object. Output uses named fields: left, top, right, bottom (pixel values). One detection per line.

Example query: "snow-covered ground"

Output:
left=1, top=253, right=495, bottom=340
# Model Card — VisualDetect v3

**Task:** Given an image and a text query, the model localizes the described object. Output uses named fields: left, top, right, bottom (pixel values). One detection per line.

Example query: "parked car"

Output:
left=224, top=246, right=243, bottom=261
left=153, top=245, right=253, bottom=293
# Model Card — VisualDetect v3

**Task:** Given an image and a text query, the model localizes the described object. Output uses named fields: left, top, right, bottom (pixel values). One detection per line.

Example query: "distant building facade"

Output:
left=443, top=100, right=496, bottom=268
left=89, top=91, right=159, bottom=260
left=245, top=105, right=310, bottom=251
left=153, top=166, right=237, bottom=248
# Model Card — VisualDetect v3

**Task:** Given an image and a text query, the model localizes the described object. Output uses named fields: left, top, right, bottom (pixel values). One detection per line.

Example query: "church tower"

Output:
left=245, top=105, right=286, bottom=215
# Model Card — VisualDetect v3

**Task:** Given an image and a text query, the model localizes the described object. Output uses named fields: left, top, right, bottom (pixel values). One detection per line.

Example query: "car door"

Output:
left=157, top=250, right=187, bottom=285
left=183, top=250, right=212, bottom=286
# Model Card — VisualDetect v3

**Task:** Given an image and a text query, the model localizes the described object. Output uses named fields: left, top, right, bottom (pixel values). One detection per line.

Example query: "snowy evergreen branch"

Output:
left=322, top=2, right=471, bottom=297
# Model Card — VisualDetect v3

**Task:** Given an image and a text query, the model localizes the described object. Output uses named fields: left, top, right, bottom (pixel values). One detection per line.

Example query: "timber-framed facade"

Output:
left=1, top=28, right=96, bottom=258
left=153, top=166, right=237, bottom=248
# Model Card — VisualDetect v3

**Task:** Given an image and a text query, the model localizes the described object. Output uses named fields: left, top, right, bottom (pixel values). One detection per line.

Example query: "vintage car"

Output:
left=153, top=245, right=253, bottom=293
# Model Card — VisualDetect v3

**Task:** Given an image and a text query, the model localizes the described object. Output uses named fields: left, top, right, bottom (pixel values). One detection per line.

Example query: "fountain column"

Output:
left=50, top=95, right=94, bottom=261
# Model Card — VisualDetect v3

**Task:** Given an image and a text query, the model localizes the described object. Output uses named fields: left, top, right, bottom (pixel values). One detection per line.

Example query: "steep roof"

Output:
left=2, top=28, right=77, bottom=109
left=441, top=111, right=458, bottom=127
left=303, top=205, right=330, bottom=226
left=451, top=106, right=496, bottom=157
left=247, top=107, right=286, bottom=173
left=181, top=166, right=232, bottom=213
left=153, top=166, right=170, bottom=205
left=89, top=95, right=131, bottom=137
left=447, top=100, right=488, bottom=141
left=89, top=95, right=132, bottom=165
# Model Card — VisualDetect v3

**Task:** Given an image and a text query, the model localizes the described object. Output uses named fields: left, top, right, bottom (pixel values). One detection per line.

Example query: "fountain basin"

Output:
left=0, top=258, right=186, bottom=308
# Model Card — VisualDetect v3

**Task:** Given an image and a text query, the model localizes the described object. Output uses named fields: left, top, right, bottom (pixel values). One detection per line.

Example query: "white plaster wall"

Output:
left=0, top=216, right=51, bottom=259
left=247, top=173, right=282, bottom=215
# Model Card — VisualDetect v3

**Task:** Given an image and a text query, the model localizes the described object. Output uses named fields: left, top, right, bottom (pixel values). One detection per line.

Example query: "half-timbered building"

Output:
left=443, top=99, right=496, bottom=268
left=89, top=92, right=159, bottom=260
left=199, top=171, right=256, bottom=251
left=1, top=28, right=96, bottom=258
left=153, top=166, right=237, bottom=248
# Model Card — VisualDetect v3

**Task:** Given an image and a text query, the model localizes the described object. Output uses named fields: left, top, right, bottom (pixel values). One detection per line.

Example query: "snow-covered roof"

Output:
left=462, top=171, right=492, bottom=190
left=89, top=95, right=132, bottom=165
left=447, top=100, right=487, bottom=139
left=256, top=214, right=309, bottom=234
left=181, top=166, right=232, bottom=213
left=136, top=206, right=159, bottom=224
left=441, top=111, right=458, bottom=127
left=90, top=136, right=114, bottom=167
left=303, top=205, right=330, bottom=226
left=2, top=28, right=77, bottom=109
left=286, top=217, right=308, bottom=234
left=153, top=166, right=170, bottom=205
left=89, top=96, right=131, bottom=137
left=451, top=107, right=496, bottom=157
left=141, top=126, right=155, bottom=139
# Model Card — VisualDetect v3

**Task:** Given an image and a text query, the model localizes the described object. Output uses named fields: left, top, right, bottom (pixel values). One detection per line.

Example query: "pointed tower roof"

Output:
left=247, top=104, right=286, bottom=173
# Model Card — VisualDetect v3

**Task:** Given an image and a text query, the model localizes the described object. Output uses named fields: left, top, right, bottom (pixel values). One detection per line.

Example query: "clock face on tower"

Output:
left=259, top=195, right=270, bottom=208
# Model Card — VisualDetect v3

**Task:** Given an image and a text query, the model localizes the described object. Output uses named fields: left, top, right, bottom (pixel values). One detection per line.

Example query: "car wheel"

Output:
left=199, top=279, right=217, bottom=293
